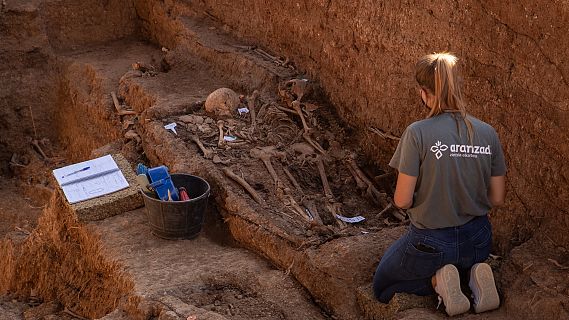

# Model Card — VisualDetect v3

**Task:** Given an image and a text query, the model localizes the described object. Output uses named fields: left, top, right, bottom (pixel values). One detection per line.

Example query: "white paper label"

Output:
left=164, top=122, right=178, bottom=135
left=336, top=214, right=366, bottom=223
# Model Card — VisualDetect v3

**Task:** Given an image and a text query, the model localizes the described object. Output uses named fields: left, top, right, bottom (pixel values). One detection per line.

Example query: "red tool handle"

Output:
left=179, top=187, right=190, bottom=201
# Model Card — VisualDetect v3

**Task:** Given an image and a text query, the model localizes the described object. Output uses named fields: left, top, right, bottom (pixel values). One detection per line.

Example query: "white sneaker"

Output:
left=469, top=263, right=500, bottom=313
left=434, top=264, right=470, bottom=316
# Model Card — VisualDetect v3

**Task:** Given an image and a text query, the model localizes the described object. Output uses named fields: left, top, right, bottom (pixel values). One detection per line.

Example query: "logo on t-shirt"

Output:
left=430, top=140, right=492, bottom=159
left=430, top=141, right=448, bottom=159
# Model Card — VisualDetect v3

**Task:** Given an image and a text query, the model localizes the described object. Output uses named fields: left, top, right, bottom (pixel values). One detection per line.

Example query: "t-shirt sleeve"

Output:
left=491, top=130, right=507, bottom=176
left=389, top=126, right=420, bottom=177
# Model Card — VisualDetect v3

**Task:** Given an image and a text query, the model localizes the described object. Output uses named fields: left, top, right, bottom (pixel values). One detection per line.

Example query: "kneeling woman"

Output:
left=373, top=53, right=506, bottom=316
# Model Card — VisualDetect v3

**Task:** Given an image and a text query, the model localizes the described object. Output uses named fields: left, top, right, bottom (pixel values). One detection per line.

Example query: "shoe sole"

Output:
left=470, top=263, right=500, bottom=313
left=435, top=264, right=470, bottom=316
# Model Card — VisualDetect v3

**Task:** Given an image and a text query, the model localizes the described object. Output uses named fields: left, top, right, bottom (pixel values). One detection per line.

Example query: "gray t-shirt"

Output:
left=389, top=113, right=507, bottom=229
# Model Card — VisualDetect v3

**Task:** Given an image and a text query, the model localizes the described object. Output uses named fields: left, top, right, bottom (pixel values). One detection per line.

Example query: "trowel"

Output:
left=136, top=173, right=154, bottom=196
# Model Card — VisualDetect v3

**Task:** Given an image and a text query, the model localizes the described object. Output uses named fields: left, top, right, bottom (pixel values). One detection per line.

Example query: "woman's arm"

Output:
left=393, top=172, right=417, bottom=209
left=488, top=175, right=505, bottom=207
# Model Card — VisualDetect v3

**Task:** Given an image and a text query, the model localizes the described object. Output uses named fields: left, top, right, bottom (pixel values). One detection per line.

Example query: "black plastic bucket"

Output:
left=141, top=173, right=210, bottom=239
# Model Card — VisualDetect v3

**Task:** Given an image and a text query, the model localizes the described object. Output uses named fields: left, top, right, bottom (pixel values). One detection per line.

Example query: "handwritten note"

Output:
left=53, top=155, right=129, bottom=204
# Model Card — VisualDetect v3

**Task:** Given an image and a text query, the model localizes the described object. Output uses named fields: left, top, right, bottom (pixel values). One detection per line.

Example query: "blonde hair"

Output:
left=415, top=52, right=474, bottom=143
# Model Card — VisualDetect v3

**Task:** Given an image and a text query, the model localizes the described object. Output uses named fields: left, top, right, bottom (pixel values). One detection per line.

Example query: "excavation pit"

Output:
left=1, top=0, right=569, bottom=320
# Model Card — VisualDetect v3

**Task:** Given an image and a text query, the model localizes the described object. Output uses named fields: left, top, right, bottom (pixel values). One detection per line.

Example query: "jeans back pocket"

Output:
left=401, top=240, right=444, bottom=279
left=472, top=225, right=492, bottom=263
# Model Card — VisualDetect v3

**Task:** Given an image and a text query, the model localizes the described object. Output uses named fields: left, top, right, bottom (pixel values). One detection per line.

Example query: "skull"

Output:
left=205, top=87, right=240, bottom=117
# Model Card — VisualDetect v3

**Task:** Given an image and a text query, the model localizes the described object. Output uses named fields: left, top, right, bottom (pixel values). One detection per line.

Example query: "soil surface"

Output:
left=0, top=179, right=42, bottom=239
left=90, top=209, right=328, bottom=320
left=1, top=1, right=568, bottom=320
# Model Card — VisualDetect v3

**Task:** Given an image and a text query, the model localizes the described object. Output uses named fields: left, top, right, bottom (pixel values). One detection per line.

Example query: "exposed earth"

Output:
left=1, top=1, right=568, bottom=320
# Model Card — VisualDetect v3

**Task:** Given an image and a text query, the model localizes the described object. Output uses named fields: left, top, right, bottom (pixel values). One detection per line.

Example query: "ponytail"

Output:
left=415, top=52, right=474, bottom=144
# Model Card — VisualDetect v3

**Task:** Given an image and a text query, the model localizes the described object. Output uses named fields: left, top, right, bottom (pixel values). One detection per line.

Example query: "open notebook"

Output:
left=53, top=155, right=129, bottom=204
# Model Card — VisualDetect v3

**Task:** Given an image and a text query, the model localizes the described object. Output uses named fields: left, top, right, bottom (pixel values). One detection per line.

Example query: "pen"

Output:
left=62, top=166, right=90, bottom=178
left=60, top=168, right=121, bottom=186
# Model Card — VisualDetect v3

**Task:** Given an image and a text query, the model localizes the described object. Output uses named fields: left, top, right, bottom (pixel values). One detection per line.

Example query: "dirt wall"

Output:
left=0, top=193, right=135, bottom=319
left=0, top=1, right=56, bottom=173
left=167, top=0, right=569, bottom=252
left=0, top=0, right=139, bottom=170
left=41, top=0, right=139, bottom=51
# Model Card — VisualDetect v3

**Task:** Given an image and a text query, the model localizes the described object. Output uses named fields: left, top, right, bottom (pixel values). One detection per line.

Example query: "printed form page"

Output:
left=52, top=155, right=129, bottom=204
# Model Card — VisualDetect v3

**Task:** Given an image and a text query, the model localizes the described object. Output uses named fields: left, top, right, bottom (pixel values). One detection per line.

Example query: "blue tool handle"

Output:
left=136, top=163, right=149, bottom=175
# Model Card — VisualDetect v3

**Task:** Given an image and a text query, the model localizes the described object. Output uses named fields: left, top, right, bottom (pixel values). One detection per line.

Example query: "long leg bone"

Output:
left=347, top=158, right=402, bottom=221
left=302, top=199, right=324, bottom=225
left=111, top=91, right=137, bottom=115
left=111, top=91, right=122, bottom=113
left=346, top=157, right=388, bottom=207
left=316, top=161, right=346, bottom=228
left=223, top=168, right=266, bottom=206
left=283, top=167, right=302, bottom=193
left=292, top=100, right=310, bottom=133
left=316, top=156, right=334, bottom=200
left=217, top=120, right=226, bottom=148
left=387, top=197, right=408, bottom=222
left=250, top=146, right=314, bottom=224
left=284, top=192, right=311, bottom=222
left=297, top=150, right=345, bottom=228
left=250, top=146, right=285, bottom=189
left=347, top=163, right=367, bottom=190
left=377, top=203, right=393, bottom=217
left=190, top=135, right=214, bottom=159
left=303, top=132, right=326, bottom=155
left=325, top=202, right=347, bottom=228
left=289, top=100, right=325, bottom=154
left=248, top=90, right=259, bottom=133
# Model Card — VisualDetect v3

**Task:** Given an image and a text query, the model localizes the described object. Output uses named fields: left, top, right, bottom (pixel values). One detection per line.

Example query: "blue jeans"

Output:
left=373, top=215, right=492, bottom=303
